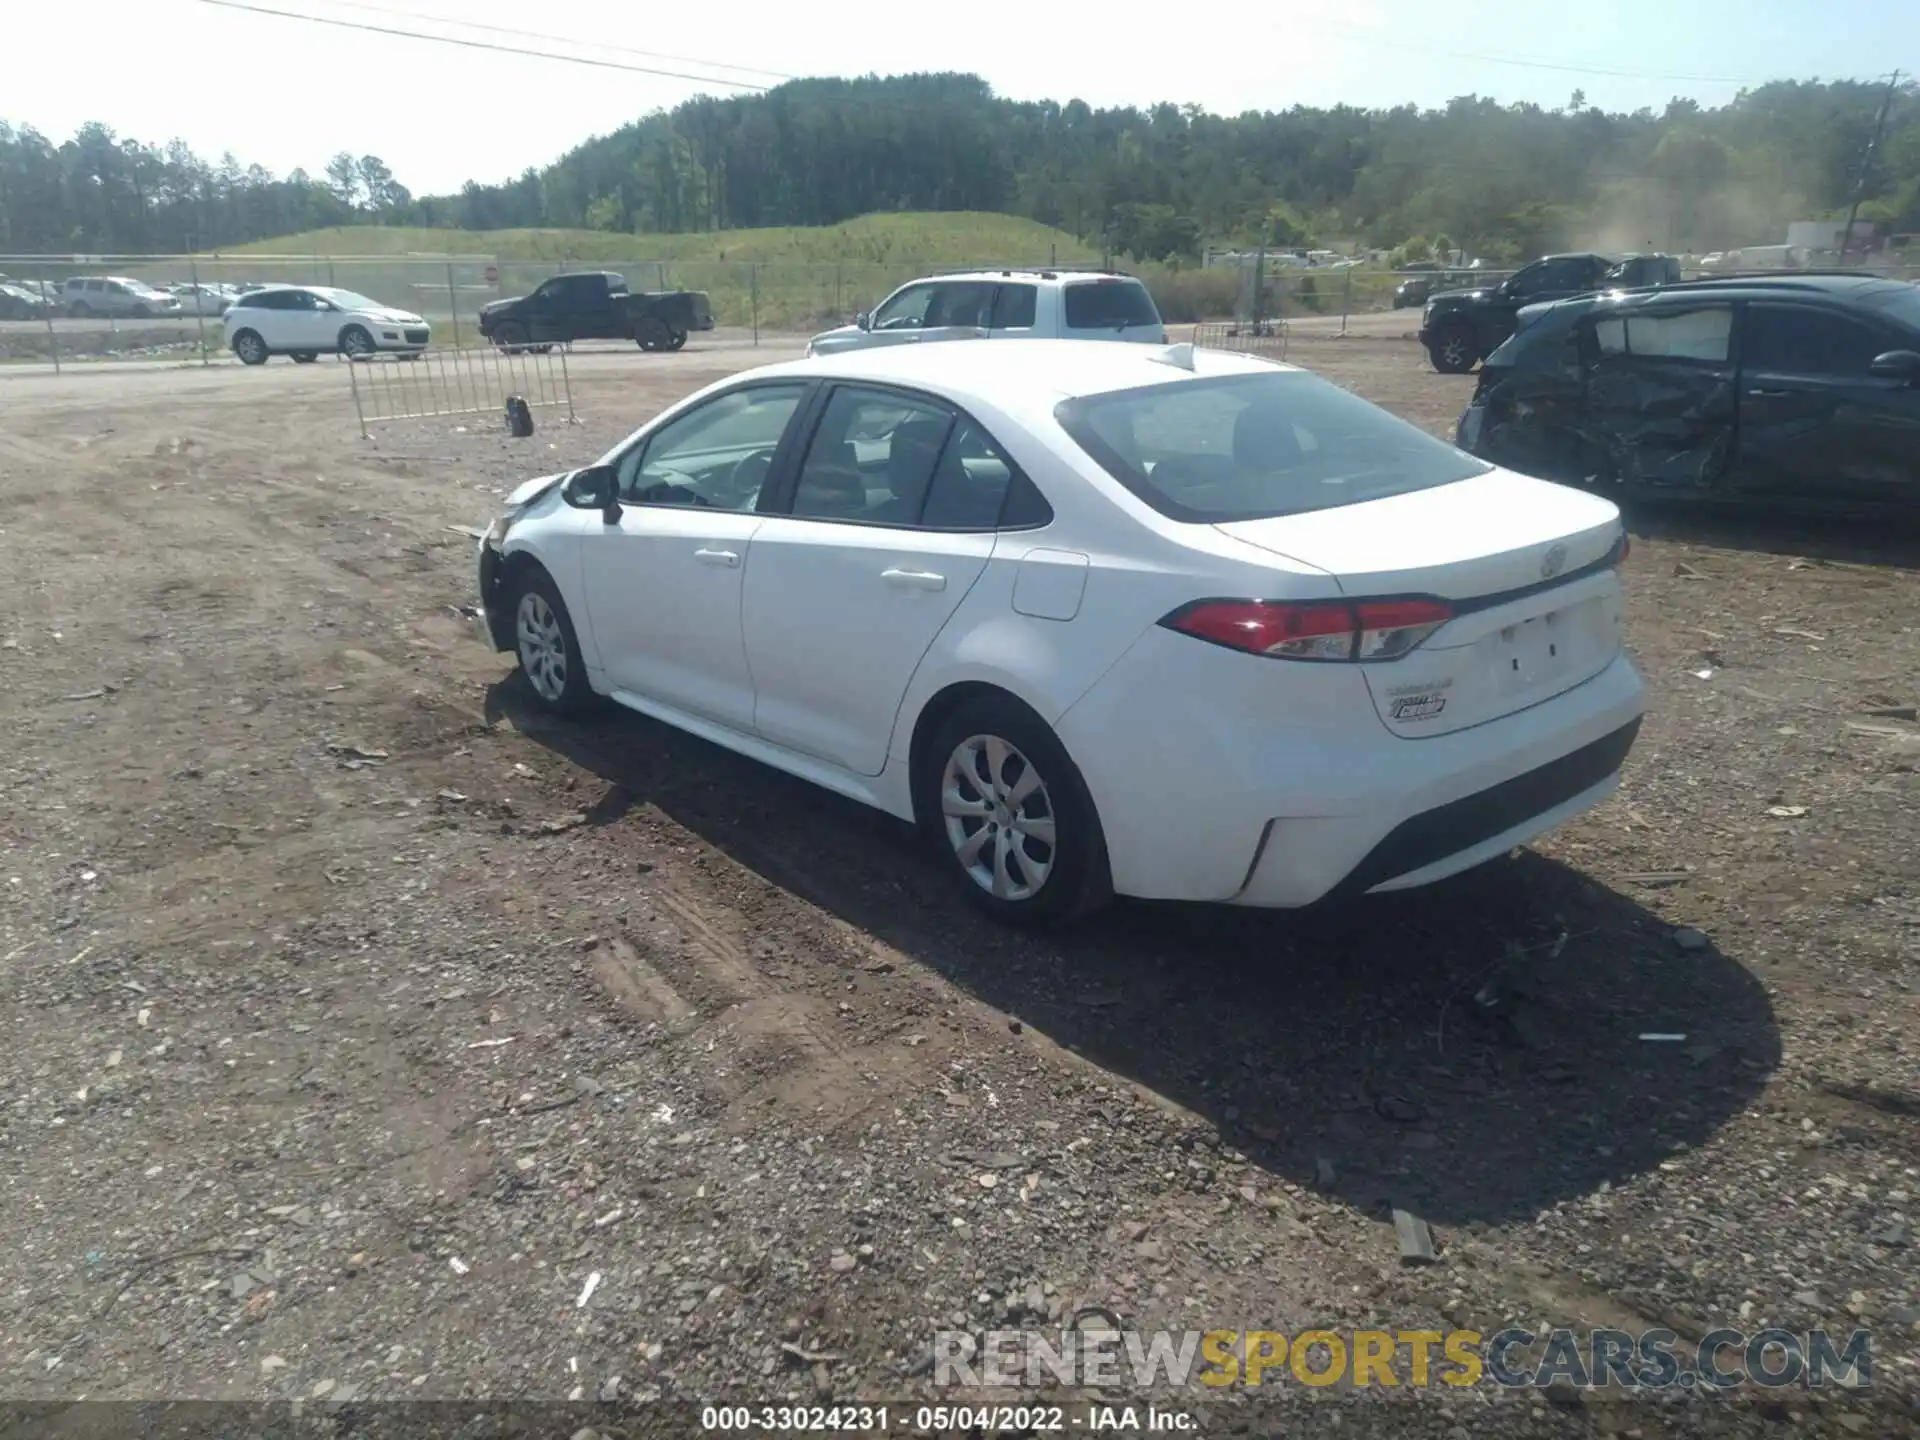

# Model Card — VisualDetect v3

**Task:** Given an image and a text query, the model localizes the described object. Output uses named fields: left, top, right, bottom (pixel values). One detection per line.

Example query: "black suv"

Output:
left=1454, top=274, right=1920, bottom=515
left=1419, top=252, right=1682, bottom=373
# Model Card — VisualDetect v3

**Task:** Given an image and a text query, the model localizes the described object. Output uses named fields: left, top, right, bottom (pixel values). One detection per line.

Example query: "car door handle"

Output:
left=881, top=567, right=947, bottom=591
left=1747, top=387, right=1793, bottom=397
left=693, top=547, right=740, bottom=568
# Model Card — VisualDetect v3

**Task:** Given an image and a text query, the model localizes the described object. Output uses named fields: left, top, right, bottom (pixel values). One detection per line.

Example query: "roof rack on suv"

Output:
left=1671, top=269, right=1887, bottom=285
left=918, top=266, right=1125, bottom=281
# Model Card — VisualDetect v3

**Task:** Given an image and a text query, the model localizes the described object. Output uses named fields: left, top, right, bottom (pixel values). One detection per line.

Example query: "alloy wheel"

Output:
left=516, top=590, right=568, bottom=702
left=940, top=734, right=1057, bottom=901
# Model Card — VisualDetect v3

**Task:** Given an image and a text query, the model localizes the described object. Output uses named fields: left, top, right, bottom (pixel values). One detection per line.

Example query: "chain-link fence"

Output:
left=8, top=249, right=1919, bottom=373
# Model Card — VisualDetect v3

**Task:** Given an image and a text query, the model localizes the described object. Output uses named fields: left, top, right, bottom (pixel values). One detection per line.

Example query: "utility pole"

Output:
left=1841, top=70, right=1902, bottom=265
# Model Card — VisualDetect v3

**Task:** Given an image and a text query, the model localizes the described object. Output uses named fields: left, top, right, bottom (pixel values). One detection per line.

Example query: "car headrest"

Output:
left=1232, top=404, right=1303, bottom=470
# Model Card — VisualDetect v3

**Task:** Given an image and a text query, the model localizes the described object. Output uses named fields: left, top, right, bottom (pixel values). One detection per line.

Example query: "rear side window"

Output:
left=1055, top=371, right=1490, bottom=524
left=1593, top=306, right=1731, bottom=362
left=1743, top=305, right=1885, bottom=377
left=1063, top=279, right=1161, bottom=331
left=990, top=284, right=1037, bottom=329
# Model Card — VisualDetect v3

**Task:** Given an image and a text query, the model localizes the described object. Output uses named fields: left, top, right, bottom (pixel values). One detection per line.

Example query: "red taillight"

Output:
left=1162, top=597, right=1452, bottom=662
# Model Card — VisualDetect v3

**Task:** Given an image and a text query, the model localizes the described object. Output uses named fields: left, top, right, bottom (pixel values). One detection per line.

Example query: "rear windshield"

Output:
left=1054, top=371, right=1490, bottom=523
left=1063, top=278, right=1161, bottom=331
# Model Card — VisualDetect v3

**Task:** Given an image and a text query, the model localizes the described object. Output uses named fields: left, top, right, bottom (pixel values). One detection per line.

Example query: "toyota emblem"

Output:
left=1540, top=542, right=1568, bottom=579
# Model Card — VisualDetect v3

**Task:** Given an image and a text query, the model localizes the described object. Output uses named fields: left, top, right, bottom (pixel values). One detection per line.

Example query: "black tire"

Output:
left=509, top=566, right=597, bottom=717
left=494, top=322, right=528, bottom=355
left=338, top=324, right=375, bottom=360
left=289, top=351, right=318, bottom=364
left=1427, top=324, right=1479, bottom=374
left=70, top=301, right=93, bottom=319
left=232, top=329, right=270, bottom=366
left=917, top=693, right=1111, bottom=927
left=666, top=327, right=687, bottom=351
left=132, top=304, right=151, bottom=319
left=635, top=316, right=670, bottom=351
left=533, top=343, right=554, bottom=354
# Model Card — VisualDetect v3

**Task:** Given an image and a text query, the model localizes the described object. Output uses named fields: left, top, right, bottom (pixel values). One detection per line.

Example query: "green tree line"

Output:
left=4, top=74, right=1914, bottom=259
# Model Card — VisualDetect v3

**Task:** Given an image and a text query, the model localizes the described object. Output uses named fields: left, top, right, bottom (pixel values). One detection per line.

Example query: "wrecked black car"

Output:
left=1419, top=252, right=1682, bottom=374
left=1454, top=274, right=1920, bottom=514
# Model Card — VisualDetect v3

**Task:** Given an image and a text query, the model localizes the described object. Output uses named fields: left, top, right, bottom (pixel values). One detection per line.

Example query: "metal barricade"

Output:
left=1190, top=319, right=1289, bottom=361
left=344, top=343, right=577, bottom=438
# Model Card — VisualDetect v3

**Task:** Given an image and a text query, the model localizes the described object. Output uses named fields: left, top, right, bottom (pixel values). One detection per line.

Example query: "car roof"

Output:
left=748, top=338, right=1293, bottom=418
left=1607, top=273, right=1910, bottom=304
left=903, top=269, right=1138, bottom=286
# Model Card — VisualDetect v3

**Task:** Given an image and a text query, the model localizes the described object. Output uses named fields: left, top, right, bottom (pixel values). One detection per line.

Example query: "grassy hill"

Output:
left=212, top=212, right=1267, bottom=331
left=227, top=212, right=1102, bottom=267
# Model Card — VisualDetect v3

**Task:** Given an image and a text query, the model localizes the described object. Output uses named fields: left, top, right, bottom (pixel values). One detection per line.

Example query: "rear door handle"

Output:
left=1747, top=387, right=1792, bottom=397
left=881, top=567, right=947, bottom=592
left=694, top=547, right=740, bottom=568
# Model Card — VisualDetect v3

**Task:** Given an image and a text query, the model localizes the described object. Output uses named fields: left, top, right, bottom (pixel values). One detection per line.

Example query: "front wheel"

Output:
left=494, top=322, right=528, bottom=355
left=338, top=324, right=375, bottom=359
left=512, top=568, right=597, bottom=717
left=232, top=329, right=269, bottom=365
left=918, top=694, right=1111, bottom=927
left=1427, top=325, right=1479, bottom=374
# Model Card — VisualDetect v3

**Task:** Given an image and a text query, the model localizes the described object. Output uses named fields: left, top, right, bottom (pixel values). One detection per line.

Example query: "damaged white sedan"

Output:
left=476, top=339, right=1644, bottom=926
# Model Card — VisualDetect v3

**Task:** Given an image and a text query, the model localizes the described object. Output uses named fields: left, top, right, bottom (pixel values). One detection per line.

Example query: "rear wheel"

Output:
left=635, top=316, right=669, bottom=351
left=918, top=694, right=1111, bottom=927
left=1427, top=323, right=1478, bottom=374
left=70, top=301, right=93, bottom=319
left=232, top=329, right=269, bottom=365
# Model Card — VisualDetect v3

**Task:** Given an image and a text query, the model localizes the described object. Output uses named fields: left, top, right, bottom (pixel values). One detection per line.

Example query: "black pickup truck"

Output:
left=477, top=271, right=715, bottom=353
left=1418, top=252, right=1682, bottom=373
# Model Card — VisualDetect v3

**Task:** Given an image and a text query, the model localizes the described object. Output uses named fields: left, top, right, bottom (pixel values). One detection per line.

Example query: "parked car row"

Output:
left=0, top=276, right=281, bottom=319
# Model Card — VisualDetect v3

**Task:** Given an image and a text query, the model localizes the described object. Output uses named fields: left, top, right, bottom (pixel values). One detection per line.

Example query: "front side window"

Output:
left=1743, top=305, right=1885, bottom=377
left=872, top=284, right=935, bottom=330
left=1055, top=371, right=1490, bottom=524
left=614, top=383, right=807, bottom=509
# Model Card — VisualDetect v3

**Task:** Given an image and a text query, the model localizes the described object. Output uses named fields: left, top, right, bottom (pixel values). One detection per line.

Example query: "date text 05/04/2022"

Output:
left=700, top=1404, right=1197, bottom=1431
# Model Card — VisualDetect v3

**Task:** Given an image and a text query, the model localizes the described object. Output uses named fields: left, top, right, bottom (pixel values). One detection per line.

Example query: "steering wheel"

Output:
left=724, top=447, right=777, bottom=505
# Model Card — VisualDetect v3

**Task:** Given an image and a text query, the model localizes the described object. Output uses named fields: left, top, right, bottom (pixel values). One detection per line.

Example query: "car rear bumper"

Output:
left=1057, top=628, right=1646, bottom=908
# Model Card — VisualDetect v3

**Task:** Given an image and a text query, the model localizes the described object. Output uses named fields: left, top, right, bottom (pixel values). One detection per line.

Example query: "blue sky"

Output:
left=11, top=0, right=1916, bottom=194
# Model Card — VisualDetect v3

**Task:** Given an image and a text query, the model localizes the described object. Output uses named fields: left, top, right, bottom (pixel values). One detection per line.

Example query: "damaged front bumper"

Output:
left=476, top=526, right=515, bottom=652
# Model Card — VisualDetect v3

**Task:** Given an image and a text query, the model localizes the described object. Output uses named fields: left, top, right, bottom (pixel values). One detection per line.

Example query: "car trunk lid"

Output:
left=1214, top=470, right=1626, bottom=737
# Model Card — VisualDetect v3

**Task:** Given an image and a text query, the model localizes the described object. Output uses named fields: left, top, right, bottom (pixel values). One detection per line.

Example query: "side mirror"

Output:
left=1869, top=350, right=1920, bottom=384
left=855, top=311, right=871, bottom=331
left=562, top=465, right=621, bottom=519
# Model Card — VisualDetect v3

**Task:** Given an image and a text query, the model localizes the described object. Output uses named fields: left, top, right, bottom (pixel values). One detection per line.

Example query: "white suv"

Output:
left=222, top=284, right=430, bottom=364
left=806, top=269, right=1166, bottom=357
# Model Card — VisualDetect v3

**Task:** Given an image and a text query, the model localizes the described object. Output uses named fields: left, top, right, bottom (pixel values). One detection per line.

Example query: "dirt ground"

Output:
left=0, top=329, right=1915, bottom=1436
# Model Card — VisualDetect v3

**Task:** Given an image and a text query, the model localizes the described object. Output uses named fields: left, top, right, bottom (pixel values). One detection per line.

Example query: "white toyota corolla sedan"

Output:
left=476, top=339, right=1643, bottom=925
